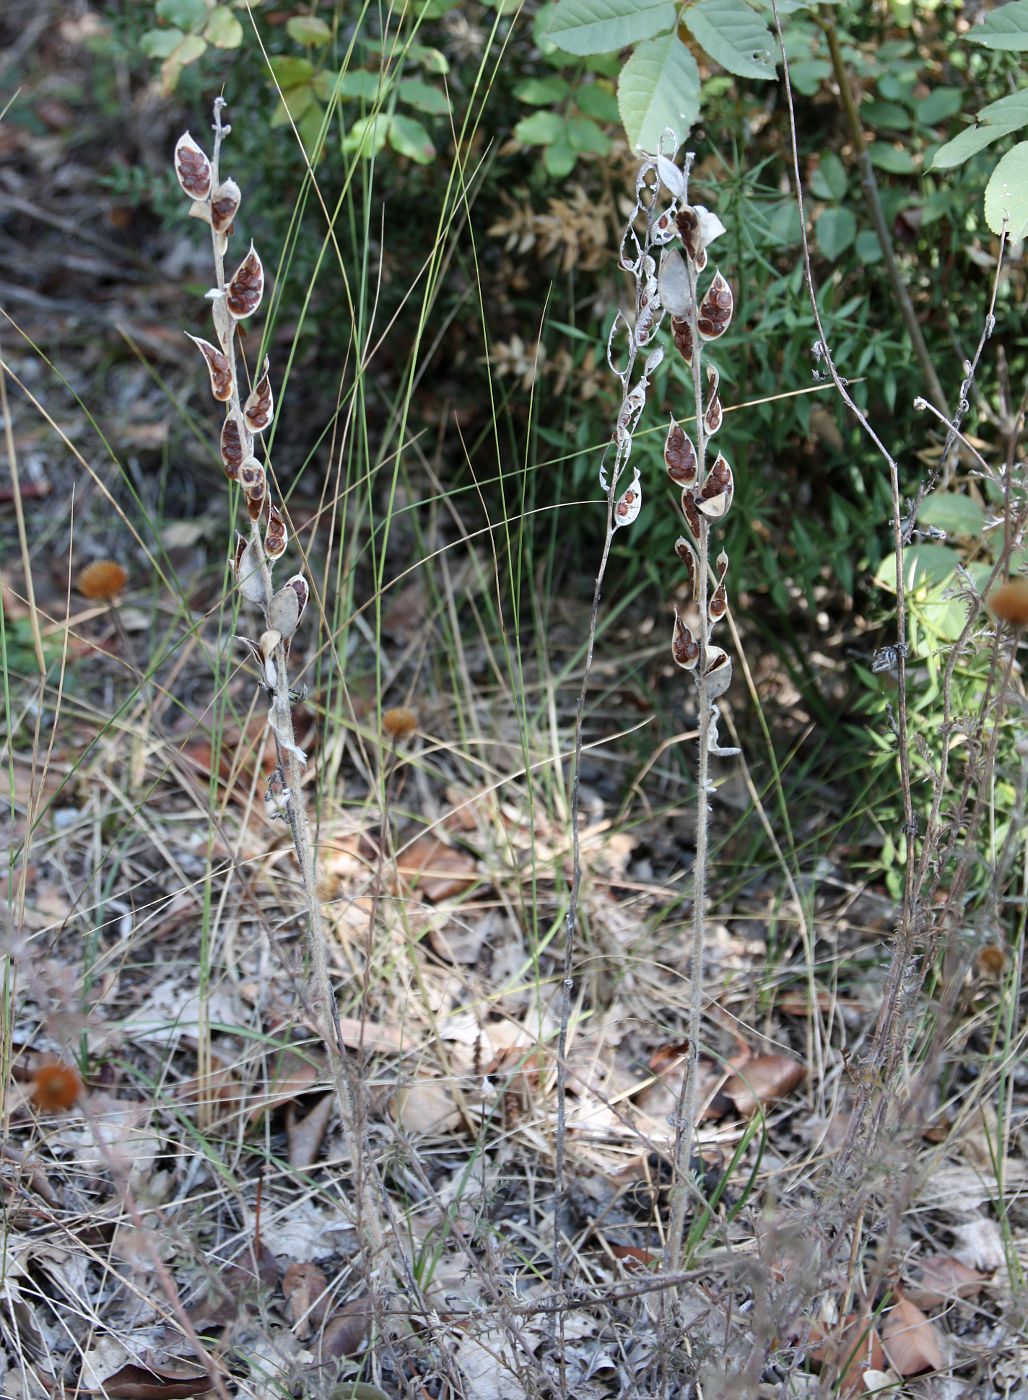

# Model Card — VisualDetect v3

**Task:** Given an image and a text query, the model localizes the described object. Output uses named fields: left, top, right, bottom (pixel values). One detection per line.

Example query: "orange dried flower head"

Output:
left=989, top=578, right=1028, bottom=627
left=382, top=707, right=417, bottom=741
left=78, top=559, right=128, bottom=601
left=976, top=944, right=1006, bottom=979
left=32, top=1061, right=82, bottom=1112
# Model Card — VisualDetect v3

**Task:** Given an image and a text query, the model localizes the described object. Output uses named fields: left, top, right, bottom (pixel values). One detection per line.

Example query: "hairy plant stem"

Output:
left=667, top=260, right=710, bottom=1282
left=206, top=101, right=383, bottom=1264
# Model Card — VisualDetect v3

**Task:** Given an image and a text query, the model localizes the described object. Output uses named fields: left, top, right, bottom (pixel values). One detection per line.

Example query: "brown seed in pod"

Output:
left=697, top=272, right=733, bottom=341
left=665, top=421, right=697, bottom=485
left=174, top=133, right=212, bottom=201
left=672, top=612, right=699, bottom=670
left=221, top=415, right=245, bottom=478
left=671, top=316, right=694, bottom=365
left=211, top=179, right=241, bottom=236
left=188, top=336, right=232, bottom=401
left=226, top=243, right=264, bottom=320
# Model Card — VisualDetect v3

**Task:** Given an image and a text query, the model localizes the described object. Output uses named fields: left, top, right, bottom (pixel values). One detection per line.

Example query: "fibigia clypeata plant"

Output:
left=173, top=104, right=374, bottom=1244
left=605, top=139, right=737, bottom=1271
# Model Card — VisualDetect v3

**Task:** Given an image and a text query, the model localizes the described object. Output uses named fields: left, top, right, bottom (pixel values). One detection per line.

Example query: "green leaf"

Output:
left=342, top=113, right=389, bottom=158
left=861, top=99, right=911, bottom=131
left=618, top=33, right=700, bottom=152
left=269, top=55, right=315, bottom=89
left=916, top=87, right=963, bottom=125
left=566, top=114, right=611, bottom=153
left=155, top=0, right=205, bottom=29
left=868, top=141, right=916, bottom=173
left=513, top=76, right=570, bottom=105
left=514, top=110, right=565, bottom=145
left=788, top=58, right=831, bottom=96
left=575, top=83, right=620, bottom=121
left=335, top=69, right=385, bottom=100
left=141, top=27, right=184, bottom=58
left=398, top=77, right=450, bottom=114
left=287, top=15, right=332, bottom=46
left=297, top=104, right=327, bottom=156
left=874, top=543, right=959, bottom=594
left=204, top=6, right=243, bottom=48
left=815, top=207, right=856, bottom=260
left=544, top=135, right=579, bottom=176
left=389, top=113, right=436, bottom=162
left=271, top=84, right=315, bottom=126
left=985, top=140, right=1028, bottom=237
left=855, top=229, right=883, bottom=263
left=811, top=151, right=848, bottom=201
left=684, top=0, right=776, bottom=80
left=918, top=493, right=986, bottom=538
left=967, top=0, right=1028, bottom=50
left=416, top=0, right=462, bottom=15
left=930, top=90, right=1028, bottom=170
left=169, top=32, right=206, bottom=65
left=545, top=0, right=676, bottom=56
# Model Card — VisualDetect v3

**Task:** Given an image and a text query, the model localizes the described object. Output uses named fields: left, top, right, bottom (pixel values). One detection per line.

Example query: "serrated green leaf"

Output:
left=205, top=6, right=243, bottom=48
left=389, top=113, right=436, bottom=162
left=575, top=83, right=620, bottom=121
left=566, top=114, right=611, bottom=153
left=918, top=493, right=986, bottom=538
left=287, top=15, right=332, bottom=46
left=985, top=140, right=1028, bottom=237
left=141, top=27, right=184, bottom=59
left=514, top=76, right=570, bottom=104
left=916, top=87, right=963, bottom=125
left=684, top=0, right=776, bottom=80
left=155, top=0, right=205, bottom=29
left=815, top=206, right=856, bottom=260
left=868, top=141, right=916, bottom=173
left=618, top=33, right=700, bottom=152
left=811, top=151, right=848, bottom=201
left=930, top=90, right=1028, bottom=170
left=546, top=0, right=675, bottom=56
left=514, top=110, right=565, bottom=145
left=269, top=55, right=315, bottom=89
left=967, top=0, right=1028, bottom=50
left=397, top=77, right=450, bottom=114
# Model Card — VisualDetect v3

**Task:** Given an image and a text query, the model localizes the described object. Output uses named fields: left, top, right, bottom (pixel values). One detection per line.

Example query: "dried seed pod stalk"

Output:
left=172, top=104, right=374, bottom=1247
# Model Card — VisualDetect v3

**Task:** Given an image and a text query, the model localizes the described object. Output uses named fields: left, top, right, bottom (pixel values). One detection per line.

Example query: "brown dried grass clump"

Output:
left=31, top=1061, right=82, bottom=1111
left=77, top=559, right=128, bottom=600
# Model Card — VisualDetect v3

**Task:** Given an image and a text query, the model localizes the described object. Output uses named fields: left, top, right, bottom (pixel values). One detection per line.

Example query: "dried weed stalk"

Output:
left=173, top=102, right=383, bottom=1264
left=556, top=138, right=736, bottom=1314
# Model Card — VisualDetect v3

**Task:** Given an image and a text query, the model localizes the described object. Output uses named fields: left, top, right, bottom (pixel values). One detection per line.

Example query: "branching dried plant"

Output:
left=173, top=101, right=384, bottom=1270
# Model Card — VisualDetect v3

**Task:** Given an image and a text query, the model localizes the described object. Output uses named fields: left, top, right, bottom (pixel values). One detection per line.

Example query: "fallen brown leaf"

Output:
left=719, top=1054, right=805, bottom=1118
left=246, top=1051, right=320, bottom=1125
left=808, top=1310, right=886, bottom=1398
left=85, top=1362, right=213, bottom=1399
left=318, top=1293, right=374, bottom=1362
left=905, top=1254, right=987, bottom=1311
left=881, top=1294, right=944, bottom=1377
left=282, top=1261, right=329, bottom=1339
left=287, top=1095, right=334, bottom=1169
left=396, top=835, right=477, bottom=903
left=392, top=1078, right=462, bottom=1135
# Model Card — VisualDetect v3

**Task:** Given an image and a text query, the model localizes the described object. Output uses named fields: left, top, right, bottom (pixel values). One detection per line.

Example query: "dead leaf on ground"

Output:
left=317, top=1292, right=374, bottom=1362
left=905, top=1254, right=987, bottom=1311
left=246, top=1052, right=321, bottom=1124
left=382, top=581, right=429, bottom=641
left=84, top=1361, right=214, bottom=1399
left=282, top=1261, right=329, bottom=1339
left=716, top=1054, right=806, bottom=1118
left=392, top=1078, right=463, bottom=1135
left=808, top=1310, right=886, bottom=1398
left=287, top=1095, right=334, bottom=1169
left=396, top=835, right=477, bottom=902
left=881, top=1294, right=944, bottom=1377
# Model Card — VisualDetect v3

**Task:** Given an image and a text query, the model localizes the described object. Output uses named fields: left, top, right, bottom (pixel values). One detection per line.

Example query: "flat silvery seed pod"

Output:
left=656, top=155, right=684, bottom=200
left=268, top=583, right=301, bottom=639
left=703, top=650, right=733, bottom=699
left=188, top=200, right=212, bottom=226
left=187, top=335, right=232, bottom=401
left=613, top=476, right=642, bottom=528
left=236, top=540, right=266, bottom=604
left=657, top=249, right=692, bottom=319
left=643, top=347, right=665, bottom=377
left=174, top=132, right=212, bottom=200
left=693, top=206, right=726, bottom=248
